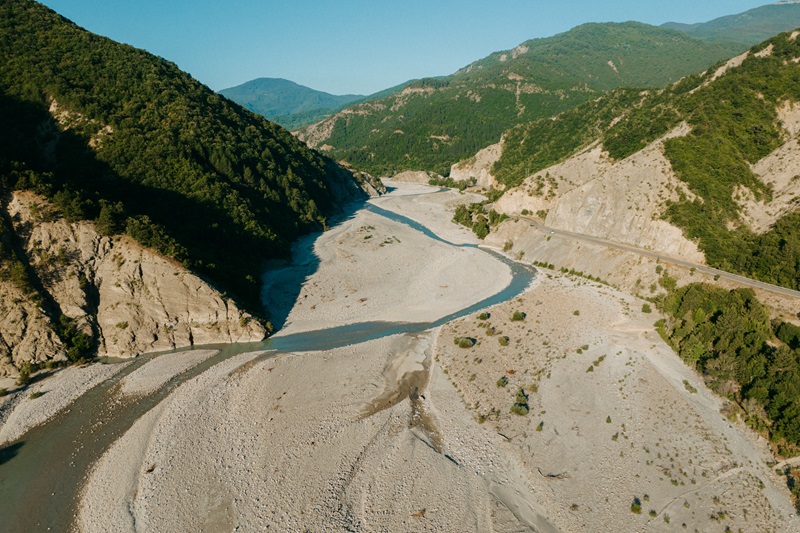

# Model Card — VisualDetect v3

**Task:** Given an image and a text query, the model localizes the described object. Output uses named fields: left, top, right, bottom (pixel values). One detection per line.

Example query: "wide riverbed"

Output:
left=0, top=182, right=538, bottom=531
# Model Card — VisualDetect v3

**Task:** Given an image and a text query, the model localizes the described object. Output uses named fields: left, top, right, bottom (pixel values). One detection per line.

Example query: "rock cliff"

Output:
left=0, top=192, right=266, bottom=377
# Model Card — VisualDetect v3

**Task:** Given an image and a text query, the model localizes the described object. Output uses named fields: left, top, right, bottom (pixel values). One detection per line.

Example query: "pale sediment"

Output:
left=117, top=349, right=218, bottom=398
left=270, top=181, right=511, bottom=335
left=0, top=362, right=130, bottom=446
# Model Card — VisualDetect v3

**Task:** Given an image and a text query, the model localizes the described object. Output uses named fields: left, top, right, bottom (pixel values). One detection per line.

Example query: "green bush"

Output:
left=511, top=311, right=526, bottom=321
left=29, top=391, right=44, bottom=399
left=455, top=337, right=475, bottom=349
left=631, top=497, right=642, bottom=514
left=497, top=375, right=509, bottom=387
left=642, top=303, right=652, bottom=313
left=510, top=388, right=530, bottom=415
left=16, top=361, right=33, bottom=386
left=499, top=336, right=510, bottom=346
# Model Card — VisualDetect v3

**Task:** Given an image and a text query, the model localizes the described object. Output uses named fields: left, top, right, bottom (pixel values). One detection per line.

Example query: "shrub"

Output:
left=510, top=404, right=530, bottom=416
left=631, top=497, right=642, bottom=514
left=499, top=336, right=510, bottom=346
left=497, top=375, right=509, bottom=387
left=510, top=388, right=530, bottom=415
left=573, top=310, right=580, bottom=316
left=511, top=311, right=526, bottom=321
left=16, top=361, right=33, bottom=386
left=478, top=312, right=490, bottom=320
left=455, top=337, right=475, bottom=349
left=0, top=388, right=7, bottom=397
left=642, top=303, right=652, bottom=313
left=29, top=391, right=44, bottom=399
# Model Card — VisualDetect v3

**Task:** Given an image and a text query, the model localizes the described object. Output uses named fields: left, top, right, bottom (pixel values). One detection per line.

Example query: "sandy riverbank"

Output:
left=117, top=349, right=218, bottom=398
left=269, top=181, right=511, bottom=335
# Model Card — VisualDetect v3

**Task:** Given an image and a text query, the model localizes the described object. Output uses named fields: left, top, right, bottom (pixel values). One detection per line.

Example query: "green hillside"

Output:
left=663, top=2, right=800, bottom=45
left=494, top=30, right=800, bottom=292
left=219, top=78, right=363, bottom=130
left=301, top=22, right=746, bottom=176
left=0, top=0, right=367, bottom=314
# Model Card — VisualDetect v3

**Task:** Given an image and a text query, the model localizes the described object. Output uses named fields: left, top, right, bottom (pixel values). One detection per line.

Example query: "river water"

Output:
left=0, top=193, right=535, bottom=532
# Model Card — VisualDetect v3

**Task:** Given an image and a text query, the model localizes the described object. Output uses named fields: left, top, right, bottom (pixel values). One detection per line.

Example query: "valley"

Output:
left=1, top=182, right=798, bottom=531
left=2, top=0, right=800, bottom=531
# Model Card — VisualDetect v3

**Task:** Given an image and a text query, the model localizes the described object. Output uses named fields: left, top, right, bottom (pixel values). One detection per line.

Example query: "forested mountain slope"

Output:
left=663, top=1, right=800, bottom=45
left=0, top=0, right=373, bottom=372
left=299, top=22, right=746, bottom=176
left=491, top=30, right=800, bottom=292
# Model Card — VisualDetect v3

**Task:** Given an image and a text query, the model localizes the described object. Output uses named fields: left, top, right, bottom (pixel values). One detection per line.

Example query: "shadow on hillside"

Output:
left=260, top=199, right=366, bottom=331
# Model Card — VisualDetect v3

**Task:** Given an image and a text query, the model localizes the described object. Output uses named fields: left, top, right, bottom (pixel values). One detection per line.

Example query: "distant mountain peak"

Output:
left=219, top=78, right=363, bottom=130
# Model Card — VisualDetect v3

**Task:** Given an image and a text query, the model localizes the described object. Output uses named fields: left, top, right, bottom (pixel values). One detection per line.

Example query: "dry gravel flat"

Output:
left=117, top=349, right=218, bottom=397
left=271, top=182, right=510, bottom=335
left=439, top=269, right=799, bottom=532
left=79, top=335, right=570, bottom=531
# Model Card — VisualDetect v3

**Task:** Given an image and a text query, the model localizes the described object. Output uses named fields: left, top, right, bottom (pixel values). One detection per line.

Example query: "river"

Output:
left=0, top=188, right=535, bottom=532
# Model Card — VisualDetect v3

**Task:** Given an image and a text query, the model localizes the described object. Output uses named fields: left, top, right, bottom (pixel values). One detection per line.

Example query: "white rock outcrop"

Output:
left=494, top=123, right=705, bottom=262
left=449, top=142, right=503, bottom=189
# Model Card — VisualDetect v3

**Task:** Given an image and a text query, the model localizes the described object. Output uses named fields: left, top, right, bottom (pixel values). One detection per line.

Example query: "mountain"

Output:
left=299, top=22, right=747, bottom=176
left=489, top=29, right=800, bottom=293
left=463, top=29, right=800, bottom=452
left=0, top=0, right=376, bottom=373
left=663, top=2, right=800, bottom=45
left=219, top=78, right=363, bottom=130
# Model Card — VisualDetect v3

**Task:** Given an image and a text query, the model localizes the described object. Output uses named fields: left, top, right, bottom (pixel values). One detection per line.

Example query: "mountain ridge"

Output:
left=219, top=77, right=363, bottom=130
left=298, top=21, right=747, bottom=176
left=662, top=2, right=800, bottom=45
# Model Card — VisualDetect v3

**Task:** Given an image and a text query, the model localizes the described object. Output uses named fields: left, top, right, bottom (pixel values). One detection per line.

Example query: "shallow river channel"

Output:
left=0, top=194, right=536, bottom=532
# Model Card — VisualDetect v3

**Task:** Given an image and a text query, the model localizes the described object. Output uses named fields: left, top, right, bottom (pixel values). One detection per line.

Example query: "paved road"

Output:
left=511, top=215, right=800, bottom=301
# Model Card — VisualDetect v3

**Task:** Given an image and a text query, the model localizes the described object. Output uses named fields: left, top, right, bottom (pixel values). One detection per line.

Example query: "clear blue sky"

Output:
left=39, top=0, right=775, bottom=95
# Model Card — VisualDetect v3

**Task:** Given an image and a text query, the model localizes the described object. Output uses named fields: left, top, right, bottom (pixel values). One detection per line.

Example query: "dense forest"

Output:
left=659, top=283, right=800, bottom=455
left=0, top=0, right=366, bottom=315
left=494, top=30, right=800, bottom=291
left=303, top=22, right=746, bottom=176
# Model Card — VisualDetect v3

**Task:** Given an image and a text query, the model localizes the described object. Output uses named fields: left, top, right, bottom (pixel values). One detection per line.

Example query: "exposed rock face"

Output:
left=494, top=123, right=705, bottom=263
left=0, top=192, right=265, bottom=376
left=0, top=280, right=64, bottom=375
left=449, top=142, right=502, bottom=189
left=738, top=100, right=800, bottom=232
